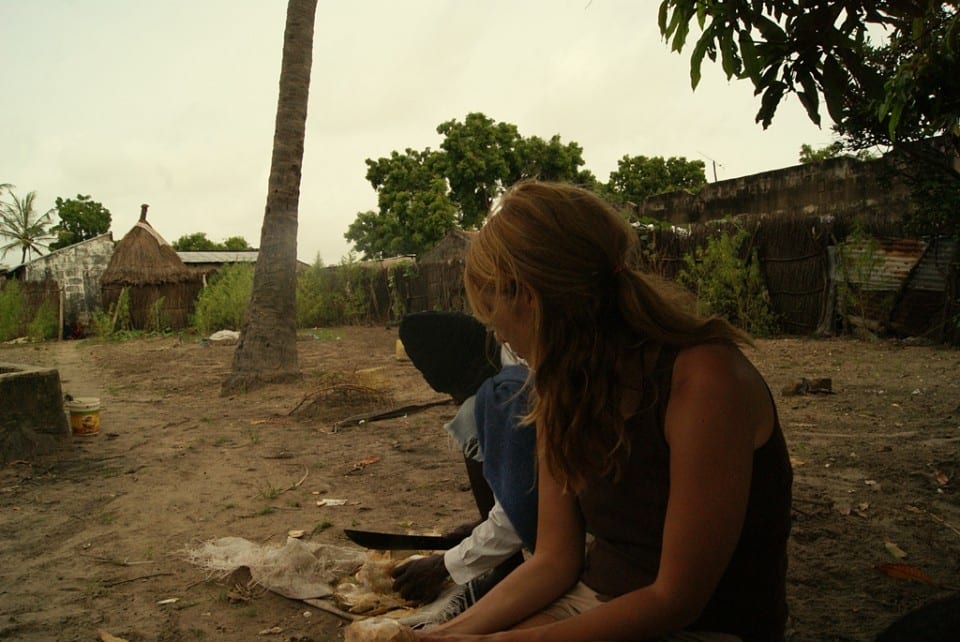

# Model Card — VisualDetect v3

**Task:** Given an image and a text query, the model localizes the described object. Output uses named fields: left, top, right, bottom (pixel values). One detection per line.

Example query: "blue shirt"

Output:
left=474, top=365, right=537, bottom=551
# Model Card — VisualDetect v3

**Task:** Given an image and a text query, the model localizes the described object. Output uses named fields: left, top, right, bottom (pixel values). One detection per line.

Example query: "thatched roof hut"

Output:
left=100, top=205, right=203, bottom=330
left=409, top=229, right=477, bottom=313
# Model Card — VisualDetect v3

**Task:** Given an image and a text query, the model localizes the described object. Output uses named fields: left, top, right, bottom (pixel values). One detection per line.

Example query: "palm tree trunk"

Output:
left=222, top=0, right=317, bottom=395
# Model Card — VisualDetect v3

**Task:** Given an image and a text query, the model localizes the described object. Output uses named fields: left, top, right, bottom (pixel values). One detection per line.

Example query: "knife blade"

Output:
left=343, top=528, right=461, bottom=550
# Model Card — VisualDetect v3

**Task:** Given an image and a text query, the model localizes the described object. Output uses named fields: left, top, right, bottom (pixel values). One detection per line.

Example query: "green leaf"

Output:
left=690, top=32, right=712, bottom=89
left=821, top=54, right=848, bottom=124
left=757, top=81, right=785, bottom=129
left=719, top=29, right=740, bottom=78
left=798, top=71, right=822, bottom=125
left=738, top=29, right=761, bottom=81
left=753, top=14, right=787, bottom=44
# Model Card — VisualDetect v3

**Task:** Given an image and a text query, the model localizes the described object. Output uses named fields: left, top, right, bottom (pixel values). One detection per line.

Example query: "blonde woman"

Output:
left=418, top=181, right=792, bottom=642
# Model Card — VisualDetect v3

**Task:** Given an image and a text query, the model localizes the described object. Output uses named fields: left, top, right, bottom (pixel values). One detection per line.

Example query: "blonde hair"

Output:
left=464, top=180, right=750, bottom=492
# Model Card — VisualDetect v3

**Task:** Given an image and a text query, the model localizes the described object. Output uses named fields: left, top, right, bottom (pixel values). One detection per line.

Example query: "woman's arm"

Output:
left=421, top=457, right=585, bottom=638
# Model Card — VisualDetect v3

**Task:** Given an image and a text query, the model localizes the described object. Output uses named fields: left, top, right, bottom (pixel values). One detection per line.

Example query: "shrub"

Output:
left=834, top=227, right=890, bottom=337
left=677, top=224, right=780, bottom=337
left=145, top=296, right=170, bottom=334
left=0, top=281, right=26, bottom=341
left=91, top=288, right=133, bottom=339
left=296, top=254, right=378, bottom=327
left=192, top=263, right=254, bottom=336
left=27, top=299, right=59, bottom=341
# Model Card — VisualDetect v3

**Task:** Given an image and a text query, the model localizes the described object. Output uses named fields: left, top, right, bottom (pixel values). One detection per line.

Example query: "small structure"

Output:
left=177, top=251, right=311, bottom=285
left=100, top=205, right=203, bottom=330
left=411, top=229, right=476, bottom=313
left=177, top=250, right=260, bottom=285
left=0, top=362, right=70, bottom=463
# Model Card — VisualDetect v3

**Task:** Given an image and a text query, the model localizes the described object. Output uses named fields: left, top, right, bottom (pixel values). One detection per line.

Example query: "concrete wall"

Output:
left=21, top=234, right=115, bottom=328
left=635, top=157, right=913, bottom=227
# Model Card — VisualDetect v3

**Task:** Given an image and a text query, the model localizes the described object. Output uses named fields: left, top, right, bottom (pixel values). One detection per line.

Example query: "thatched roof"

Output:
left=101, top=207, right=198, bottom=286
left=419, top=229, right=476, bottom=264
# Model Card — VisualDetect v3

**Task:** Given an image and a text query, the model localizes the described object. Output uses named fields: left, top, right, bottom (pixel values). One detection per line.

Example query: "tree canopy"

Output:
left=345, top=112, right=708, bottom=259
left=798, top=142, right=876, bottom=164
left=345, top=113, right=595, bottom=259
left=658, top=0, right=959, bottom=142
left=49, top=194, right=112, bottom=251
left=605, top=155, right=707, bottom=206
left=172, top=232, right=253, bottom=252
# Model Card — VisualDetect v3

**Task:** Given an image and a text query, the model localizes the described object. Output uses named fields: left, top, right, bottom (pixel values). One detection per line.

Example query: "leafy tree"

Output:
left=49, top=194, right=112, bottom=250
left=223, top=0, right=316, bottom=395
left=606, top=155, right=706, bottom=206
left=172, top=232, right=253, bottom=251
left=346, top=112, right=592, bottom=258
left=798, top=142, right=877, bottom=164
left=222, top=236, right=252, bottom=250
left=173, top=232, right=219, bottom=251
left=192, top=263, right=254, bottom=336
left=438, top=113, right=593, bottom=229
left=347, top=148, right=457, bottom=258
left=0, top=187, right=56, bottom=264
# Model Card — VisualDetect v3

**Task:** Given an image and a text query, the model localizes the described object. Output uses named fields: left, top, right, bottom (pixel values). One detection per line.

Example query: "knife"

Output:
left=343, top=528, right=462, bottom=550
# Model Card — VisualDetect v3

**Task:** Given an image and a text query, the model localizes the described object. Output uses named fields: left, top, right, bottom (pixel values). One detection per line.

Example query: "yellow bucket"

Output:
left=65, top=397, right=101, bottom=436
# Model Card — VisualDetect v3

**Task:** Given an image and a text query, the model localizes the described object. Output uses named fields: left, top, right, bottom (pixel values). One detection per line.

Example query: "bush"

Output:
left=27, top=299, right=59, bottom=341
left=834, top=227, right=890, bottom=337
left=296, top=254, right=379, bottom=327
left=0, top=281, right=27, bottom=341
left=192, top=263, right=254, bottom=336
left=677, top=224, right=780, bottom=337
left=91, top=288, right=133, bottom=339
left=145, top=296, right=170, bottom=334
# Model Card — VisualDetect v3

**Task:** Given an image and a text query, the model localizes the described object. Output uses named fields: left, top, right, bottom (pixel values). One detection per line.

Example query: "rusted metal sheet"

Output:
left=908, top=238, right=956, bottom=292
left=836, top=238, right=927, bottom=291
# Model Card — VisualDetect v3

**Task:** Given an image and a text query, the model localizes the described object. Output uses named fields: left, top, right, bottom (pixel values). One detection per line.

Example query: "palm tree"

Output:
left=222, top=0, right=317, bottom=395
left=0, top=187, right=56, bottom=264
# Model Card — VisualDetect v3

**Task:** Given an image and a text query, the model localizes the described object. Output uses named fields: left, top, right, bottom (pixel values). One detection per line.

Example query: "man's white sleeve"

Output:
left=443, top=500, right=524, bottom=585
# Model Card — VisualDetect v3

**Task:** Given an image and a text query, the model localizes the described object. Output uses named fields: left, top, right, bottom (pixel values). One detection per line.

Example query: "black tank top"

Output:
left=578, top=345, right=792, bottom=642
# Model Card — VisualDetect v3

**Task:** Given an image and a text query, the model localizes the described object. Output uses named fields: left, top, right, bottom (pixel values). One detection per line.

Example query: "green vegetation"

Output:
left=0, top=281, right=26, bottom=341
left=172, top=232, right=252, bottom=251
left=49, top=194, right=112, bottom=251
left=677, top=224, right=780, bottom=337
left=0, top=281, right=62, bottom=341
left=834, top=227, right=890, bottom=336
left=145, top=296, right=170, bottom=334
left=296, top=254, right=389, bottom=326
left=345, top=112, right=705, bottom=259
left=26, top=298, right=58, bottom=341
left=91, top=288, right=133, bottom=339
left=191, top=263, right=254, bottom=336
left=312, top=520, right=333, bottom=534
left=798, top=142, right=877, bottom=164
left=0, top=185, right=55, bottom=263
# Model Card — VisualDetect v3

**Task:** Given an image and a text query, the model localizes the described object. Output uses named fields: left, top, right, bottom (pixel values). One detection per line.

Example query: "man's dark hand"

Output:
left=443, top=521, right=480, bottom=543
left=390, top=553, right=449, bottom=603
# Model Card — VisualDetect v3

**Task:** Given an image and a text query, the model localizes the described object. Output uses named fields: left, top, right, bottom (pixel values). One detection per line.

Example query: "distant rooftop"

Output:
left=176, top=251, right=259, bottom=264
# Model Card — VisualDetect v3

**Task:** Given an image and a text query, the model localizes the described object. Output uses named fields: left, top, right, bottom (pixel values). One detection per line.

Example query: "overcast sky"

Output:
left=1, top=0, right=836, bottom=266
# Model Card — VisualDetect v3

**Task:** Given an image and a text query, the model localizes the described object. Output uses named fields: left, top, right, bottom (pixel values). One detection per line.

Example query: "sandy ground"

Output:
left=1, top=327, right=958, bottom=642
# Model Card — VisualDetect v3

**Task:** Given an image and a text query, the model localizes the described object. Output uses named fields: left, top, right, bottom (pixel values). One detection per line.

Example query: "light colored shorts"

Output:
left=539, top=581, right=742, bottom=642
